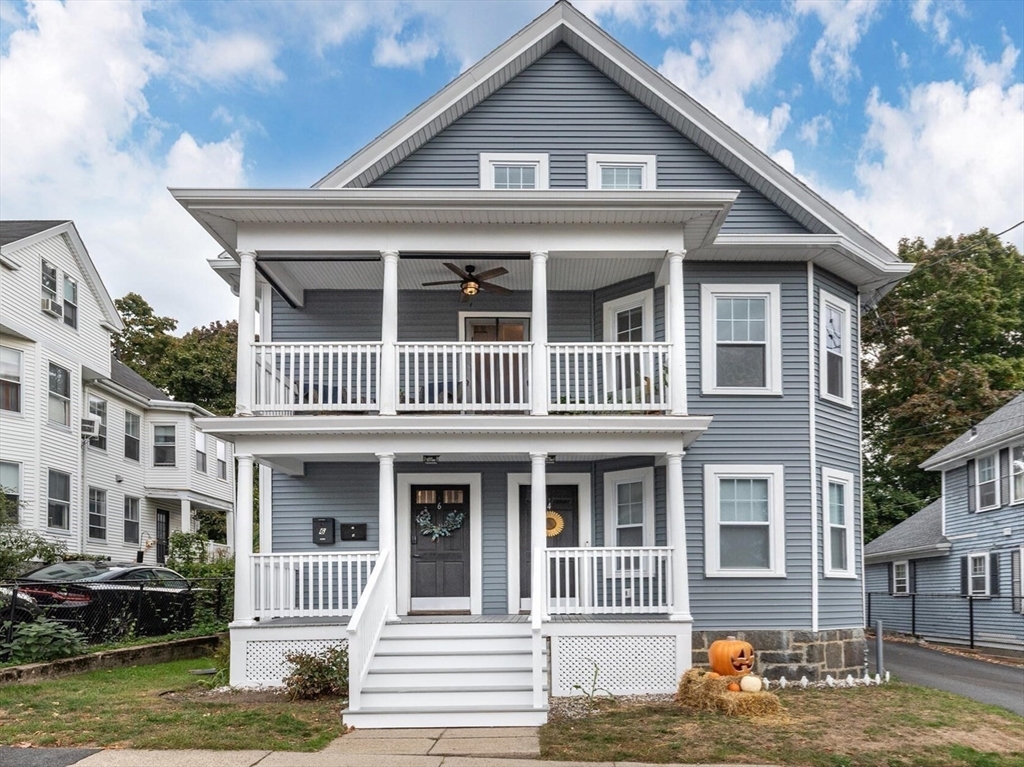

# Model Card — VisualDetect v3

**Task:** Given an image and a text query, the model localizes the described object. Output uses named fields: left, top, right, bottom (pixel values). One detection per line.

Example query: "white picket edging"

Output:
left=544, top=546, right=673, bottom=615
left=398, top=342, right=532, bottom=411
left=549, top=343, right=670, bottom=412
left=252, top=342, right=381, bottom=413
left=250, top=551, right=377, bottom=619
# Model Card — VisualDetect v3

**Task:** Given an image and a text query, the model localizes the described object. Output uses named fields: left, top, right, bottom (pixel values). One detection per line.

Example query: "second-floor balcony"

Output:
left=252, top=340, right=671, bottom=415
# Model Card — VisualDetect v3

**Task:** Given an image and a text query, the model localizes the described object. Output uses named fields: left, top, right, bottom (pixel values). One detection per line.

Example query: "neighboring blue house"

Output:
left=865, top=393, right=1024, bottom=652
left=173, top=1, right=913, bottom=727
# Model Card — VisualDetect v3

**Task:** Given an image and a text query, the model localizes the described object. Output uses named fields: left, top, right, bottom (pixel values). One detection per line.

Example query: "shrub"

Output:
left=1, top=618, right=86, bottom=664
left=167, top=531, right=234, bottom=579
left=283, top=644, right=349, bottom=701
left=0, top=525, right=68, bottom=580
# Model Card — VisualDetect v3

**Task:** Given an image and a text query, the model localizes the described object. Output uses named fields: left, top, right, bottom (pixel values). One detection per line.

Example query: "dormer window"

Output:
left=587, top=154, right=656, bottom=190
left=480, top=153, right=549, bottom=190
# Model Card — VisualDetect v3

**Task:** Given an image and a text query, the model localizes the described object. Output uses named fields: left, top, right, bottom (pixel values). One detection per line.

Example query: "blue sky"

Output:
left=1, top=0, right=1022, bottom=330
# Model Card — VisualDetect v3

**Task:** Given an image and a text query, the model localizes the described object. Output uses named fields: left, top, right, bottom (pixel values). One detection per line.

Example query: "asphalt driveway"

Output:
left=870, top=639, right=1024, bottom=716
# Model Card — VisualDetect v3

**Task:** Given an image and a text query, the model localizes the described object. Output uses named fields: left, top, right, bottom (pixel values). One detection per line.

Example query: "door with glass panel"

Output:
left=464, top=316, right=530, bottom=407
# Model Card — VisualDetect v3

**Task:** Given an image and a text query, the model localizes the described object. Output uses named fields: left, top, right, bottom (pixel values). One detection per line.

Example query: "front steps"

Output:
left=342, top=621, right=548, bottom=728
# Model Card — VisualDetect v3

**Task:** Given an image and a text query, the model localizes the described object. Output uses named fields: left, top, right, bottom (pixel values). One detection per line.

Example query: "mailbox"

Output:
left=340, top=523, right=368, bottom=541
left=313, top=517, right=335, bottom=545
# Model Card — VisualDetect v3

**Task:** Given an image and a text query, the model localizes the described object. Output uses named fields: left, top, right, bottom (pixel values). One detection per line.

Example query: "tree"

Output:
left=862, top=228, right=1024, bottom=540
left=112, top=293, right=177, bottom=375
left=158, top=320, right=238, bottom=416
left=1, top=491, right=68, bottom=580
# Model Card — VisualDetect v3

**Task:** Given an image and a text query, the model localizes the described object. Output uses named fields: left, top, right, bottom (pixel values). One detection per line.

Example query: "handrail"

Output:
left=548, top=342, right=670, bottom=412
left=250, top=551, right=376, bottom=619
left=346, top=549, right=392, bottom=711
left=545, top=546, right=673, bottom=614
left=397, top=342, right=532, bottom=412
left=252, top=342, right=381, bottom=413
left=531, top=546, right=545, bottom=709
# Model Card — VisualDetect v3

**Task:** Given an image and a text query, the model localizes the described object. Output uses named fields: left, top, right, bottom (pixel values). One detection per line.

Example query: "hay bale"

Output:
left=676, top=668, right=782, bottom=717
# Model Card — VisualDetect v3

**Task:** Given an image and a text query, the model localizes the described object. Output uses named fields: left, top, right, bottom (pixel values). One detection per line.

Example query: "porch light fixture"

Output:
left=461, top=280, right=480, bottom=296
left=423, top=455, right=440, bottom=464
left=546, top=455, right=556, bottom=464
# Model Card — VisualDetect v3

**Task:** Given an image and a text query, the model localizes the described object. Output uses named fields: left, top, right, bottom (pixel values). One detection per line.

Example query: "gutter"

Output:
left=864, top=541, right=952, bottom=564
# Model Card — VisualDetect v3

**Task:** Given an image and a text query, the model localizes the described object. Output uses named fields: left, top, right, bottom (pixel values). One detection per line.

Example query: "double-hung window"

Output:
left=587, top=154, right=656, bottom=190
left=701, top=284, right=782, bottom=395
left=217, top=440, right=228, bottom=480
left=968, top=553, right=989, bottom=596
left=1011, top=445, right=1023, bottom=506
left=892, top=561, right=909, bottom=594
left=822, top=468, right=855, bottom=577
left=88, top=487, right=107, bottom=540
left=47, top=469, right=70, bottom=529
left=819, top=290, right=852, bottom=405
left=976, top=454, right=999, bottom=510
left=48, top=363, right=71, bottom=426
left=603, top=467, right=654, bottom=548
left=195, top=431, right=207, bottom=473
left=705, top=464, right=786, bottom=576
left=41, top=260, right=58, bottom=304
left=63, top=276, right=78, bottom=329
left=479, top=153, right=549, bottom=190
left=123, top=496, right=140, bottom=545
left=0, top=461, right=20, bottom=522
left=0, top=346, right=22, bottom=413
left=124, top=411, right=140, bottom=461
left=154, top=424, right=176, bottom=466
left=88, top=397, right=107, bottom=450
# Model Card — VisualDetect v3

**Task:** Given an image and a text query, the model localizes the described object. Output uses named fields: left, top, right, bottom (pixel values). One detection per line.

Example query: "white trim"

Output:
left=700, top=283, right=782, bottom=396
left=152, top=422, right=177, bottom=467
left=940, top=471, right=947, bottom=536
left=479, top=153, right=549, bottom=190
left=0, top=344, right=24, bottom=415
left=976, top=453, right=1000, bottom=511
left=892, top=560, right=909, bottom=595
left=0, top=459, right=22, bottom=522
left=506, top=472, right=592, bottom=614
left=807, top=263, right=818, bottom=631
left=587, top=153, right=657, bottom=191
left=822, top=467, right=856, bottom=578
left=968, top=551, right=990, bottom=596
left=457, top=311, right=532, bottom=342
left=703, top=464, right=786, bottom=577
left=819, top=289, right=852, bottom=407
left=1010, top=444, right=1024, bottom=506
left=602, top=290, right=654, bottom=343
left=397, top=473, right=483, bottom=615
left=603, top=467, right=655, bottom=548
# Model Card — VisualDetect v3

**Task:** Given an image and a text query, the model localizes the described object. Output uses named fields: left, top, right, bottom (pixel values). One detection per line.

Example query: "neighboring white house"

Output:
left=0, top=220, right=235, bottom=564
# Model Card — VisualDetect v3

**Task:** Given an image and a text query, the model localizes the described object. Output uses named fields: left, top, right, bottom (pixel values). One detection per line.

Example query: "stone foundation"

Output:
left=691, top=628, right=865, bottom=681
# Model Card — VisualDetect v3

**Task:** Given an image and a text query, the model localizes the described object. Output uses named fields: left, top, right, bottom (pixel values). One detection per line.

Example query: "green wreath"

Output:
left=415, top=508, right=465, bottom=541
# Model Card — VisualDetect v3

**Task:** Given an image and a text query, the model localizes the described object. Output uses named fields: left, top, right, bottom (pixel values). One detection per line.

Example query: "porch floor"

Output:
left=246, top=613, right=671, bottom=629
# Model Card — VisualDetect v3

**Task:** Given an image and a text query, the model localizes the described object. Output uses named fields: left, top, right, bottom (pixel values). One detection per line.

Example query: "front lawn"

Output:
left=0, top=658, right=345, bottom=751
left=542, top=684, right=1023, bottom=766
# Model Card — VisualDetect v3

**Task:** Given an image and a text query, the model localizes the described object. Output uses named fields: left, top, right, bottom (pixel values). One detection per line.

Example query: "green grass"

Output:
left=542, top=683, right=1024, bottom=766
left=0, top=658, right=345, bottom=751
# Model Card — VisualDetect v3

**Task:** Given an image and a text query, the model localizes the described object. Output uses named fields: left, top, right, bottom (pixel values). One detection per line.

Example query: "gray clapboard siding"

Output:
left=272, top=463, right=380, bottom=552
left=683, top=261, right=814, bottom=630
left=371, top=44, right=809, bottom=235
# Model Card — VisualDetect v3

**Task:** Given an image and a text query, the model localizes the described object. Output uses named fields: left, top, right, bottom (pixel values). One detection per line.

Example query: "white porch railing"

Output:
left=398, top=342, right=532, bottom=411
left=544, top=546, right=673, bottom=615
left=250, top=552, right=377, bottom=619
left=346, top=549, right=393, bottom=711
left=252, top=343, right=381, bottom=413
left=548, top=343, right=670, bottom=412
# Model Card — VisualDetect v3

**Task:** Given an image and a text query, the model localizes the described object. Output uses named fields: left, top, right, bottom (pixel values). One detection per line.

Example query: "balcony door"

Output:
left=461, top=314, right=530, bottom=406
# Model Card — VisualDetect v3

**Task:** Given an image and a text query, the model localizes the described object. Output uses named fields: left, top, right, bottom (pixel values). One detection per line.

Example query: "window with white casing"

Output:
left=153, top=424, right=176, bottom=466
left=822, top=467, right=856, bottom=577
left=124, top=411, right=140, bottom=461
left=604, top=467, right=654, bottom=549
left=123, top=496, right=140, bottom=545
left=88, top=397, right=107, bottom=450
left=587, top=154, right=657, bottom=190
left=63, top=276, right=78, bottom=329
left=47, top=469, right=70, bottom=529
left=1011, top=445, right=1023, bottom=505
left=977, top=454, right=999, bottom=510
left=41, top=259, right=58, bottom=303
left=217, top=440, right=227, bottom=480
left=0, top=461, right=20, bottom=523
left=819, top=290, right=852, bottom=406
left=704, top=464, right=786, bottom=577
left=0, top=346, right=22, bottom=413
left=88, top=487, right=106, bottom=540
left=603, top=291, right=654, bottom=343
left=48, top=363, right=70, bottom=426
left=479, top=153, right=549, bottom=190
left=195, top=431, right=207, bottom=473
left=969, top=552, right=989, bottom=596
left=701, top=285, right=782, bottom=395
left=892, top=561, right=909, bottom=594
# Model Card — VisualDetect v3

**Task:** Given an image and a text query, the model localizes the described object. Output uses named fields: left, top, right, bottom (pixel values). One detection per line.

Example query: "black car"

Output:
left=0, top=585, right=41, bottom=625
left=17, top=563, right=198, bottom=641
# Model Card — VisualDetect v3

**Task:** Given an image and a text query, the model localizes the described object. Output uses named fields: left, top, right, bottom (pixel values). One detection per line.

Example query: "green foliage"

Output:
left=1, top=618, right=86, bottom=664
left=283, top=645, right=349, bottom=701
left=200, top=636, right=231, bottom=689
left=166, top=531, right=234, bottom=579
left=112, top=292, right=178, bottom=376
left=0, top=489, right=20, bottom=526
left=158, top=320, right=238, bottom=416
left=862, top=229, right=1024, bottom=541
left=0, top=525, right=68, bottom=581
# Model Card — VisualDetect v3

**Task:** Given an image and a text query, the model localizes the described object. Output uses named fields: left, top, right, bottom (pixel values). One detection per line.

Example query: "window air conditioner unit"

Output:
left=81, top=418, right=100, bottom=438
left=41, top=298, right=63, bottom=318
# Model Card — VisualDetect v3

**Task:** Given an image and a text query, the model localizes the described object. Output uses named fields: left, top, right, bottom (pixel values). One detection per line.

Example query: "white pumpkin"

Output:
left=739, top=675, right=763, bottom=692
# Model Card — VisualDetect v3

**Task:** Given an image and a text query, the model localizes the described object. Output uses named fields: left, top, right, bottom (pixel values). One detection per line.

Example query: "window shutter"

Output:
left=990, top=552, right=1000, bottom=596
left=999, top=448, right=1010, bottom=507
left=1012, top=549, right=1022, bottom=613
left=909, top=560, right=917, bottom=594
left=960, top=556, right=969, bottom=596
left=888, top=563, right=894, bottom=594
left=966, top=460, right=976, bottom=512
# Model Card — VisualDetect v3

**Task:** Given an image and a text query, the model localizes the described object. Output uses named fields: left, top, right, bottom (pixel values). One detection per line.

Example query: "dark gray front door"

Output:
left=519, top=485, right=578, bottom=607
left=411, top=485, right=471, bottom=612
left=155, top=509, right=170, bottom=564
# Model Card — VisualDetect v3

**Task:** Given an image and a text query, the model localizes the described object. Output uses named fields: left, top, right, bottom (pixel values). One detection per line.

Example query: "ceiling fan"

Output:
left=422, top=263, right=511, bottom=302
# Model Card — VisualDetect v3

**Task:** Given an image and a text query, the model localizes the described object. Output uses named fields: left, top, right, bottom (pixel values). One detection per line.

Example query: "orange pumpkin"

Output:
left=708, top=636, right=755, bottom=677
left=727, top=682, right=741, bottom=692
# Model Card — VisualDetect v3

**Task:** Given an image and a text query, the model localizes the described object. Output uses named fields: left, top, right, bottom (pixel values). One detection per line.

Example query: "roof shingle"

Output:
left=0, top=220, right=69, bottom=247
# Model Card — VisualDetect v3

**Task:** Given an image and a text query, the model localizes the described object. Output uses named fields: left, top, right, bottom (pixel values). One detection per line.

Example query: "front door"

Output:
left=519, top=485, right=578, bottom=611
left=410, top=485, right=471, bottom=612
left=465, top=316, right=530, bottom=406
left=155, top=509, right=170, bottom=564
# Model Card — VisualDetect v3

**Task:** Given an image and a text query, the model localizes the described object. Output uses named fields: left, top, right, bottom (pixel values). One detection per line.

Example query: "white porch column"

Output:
left=530, top=251, right=549, bottom=416
left=530, top=452, right=547, bottom=620
left=180, top=498, right=192, bottom=535
left=667, top=249, right=687, bottom=416
left=380, top=251, right=400, bottom=415
left=377, top=452, right=398, bottom=620
left=666, top=451, right=691, bottom=622
left=235, top=251, right=257, bottom=416
left=232, top=454, right=255, bottom=624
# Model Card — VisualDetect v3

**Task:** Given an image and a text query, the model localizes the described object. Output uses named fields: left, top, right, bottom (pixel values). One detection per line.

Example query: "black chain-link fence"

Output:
left=866, top=591, right=1024, bottom=650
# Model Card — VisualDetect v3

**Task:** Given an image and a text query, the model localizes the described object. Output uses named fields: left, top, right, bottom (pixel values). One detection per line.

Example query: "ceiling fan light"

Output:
left=462, top=280, right=480, bottom=296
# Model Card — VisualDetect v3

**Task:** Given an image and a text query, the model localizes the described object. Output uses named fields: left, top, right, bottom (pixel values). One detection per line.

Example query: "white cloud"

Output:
left=658, top=10, right=796, bottom=153
left=910, top=0, right=966, bottom=45
left=0, top=0, right=242, bottom=331
left=798, top=114, right=833, bottom=147
left=794, top=0, right=882, bottom=101
left=374, top=32, right=439, bottom=69
left=184, top=32, right=284, bottom=88
left=965, top=40, right=1020, bottom=88
left=576, top=0, right=690, bottom=36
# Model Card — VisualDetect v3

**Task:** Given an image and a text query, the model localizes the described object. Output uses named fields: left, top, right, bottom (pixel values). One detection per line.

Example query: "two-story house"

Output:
left=0, top=220, right=235, bottom=565
left=865, top=394, right=1024, bottom=652
left=173, top=2, right=913, bottom=727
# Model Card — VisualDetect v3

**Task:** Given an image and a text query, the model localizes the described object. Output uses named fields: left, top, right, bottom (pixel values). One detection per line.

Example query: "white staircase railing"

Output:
left=531, top=547, right=546, bottom=710
left=346, top=549, right=393, bottom=711
left=545, top=546, right=673, bottom=614
left=548, top=343, right=670, bottom=412
left=250, top=552, right=377, bottom=619
left=397, top=342, right=532, bottom=411
left=252, top=342, right=381, bottom=413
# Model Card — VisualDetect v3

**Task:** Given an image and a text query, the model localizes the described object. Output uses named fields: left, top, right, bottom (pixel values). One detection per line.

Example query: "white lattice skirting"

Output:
left=230, top=624, right=349, bottom=687
left=549, top=622, right=691, bottom=696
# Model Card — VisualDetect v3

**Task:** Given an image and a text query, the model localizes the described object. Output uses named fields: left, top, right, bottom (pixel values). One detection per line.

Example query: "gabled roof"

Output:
left=314, top=1, right=906, bottom=279
left=110, top=357, right=170, bottom=401
left=0, top=220, right=125, bottom=333
left=921, top=393, right=1024, bottom=471
left=864, top=499, right=950, bottom=562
